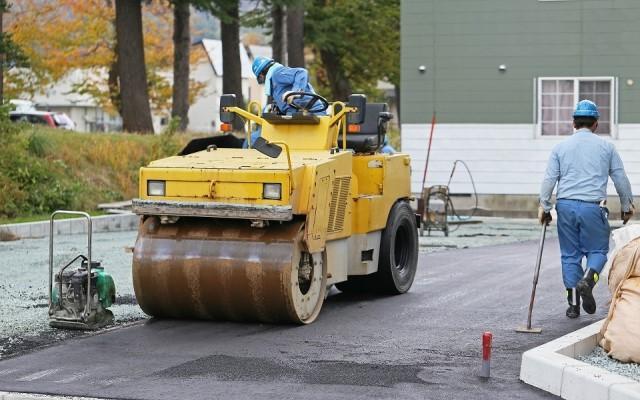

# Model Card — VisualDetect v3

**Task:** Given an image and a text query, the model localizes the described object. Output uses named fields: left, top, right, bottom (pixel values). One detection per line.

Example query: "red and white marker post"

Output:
left=480, top=332, right=492, bottom=378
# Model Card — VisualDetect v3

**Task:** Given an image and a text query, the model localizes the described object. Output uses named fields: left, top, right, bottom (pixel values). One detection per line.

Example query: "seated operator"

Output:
left=251, top=56, right=326, bottom=116
left=244, top=57, right=326, bottom=148
left=247, top=56, right=395, bottom=154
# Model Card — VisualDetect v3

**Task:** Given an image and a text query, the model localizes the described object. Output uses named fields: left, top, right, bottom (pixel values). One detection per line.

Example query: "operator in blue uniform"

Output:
left=249, top=56, right=395, bottom=153
left=251, top=56, right=326, bottom=116
left=245, top=57, right=325, bottom=148
left=539, top=100, right=634, bottom=319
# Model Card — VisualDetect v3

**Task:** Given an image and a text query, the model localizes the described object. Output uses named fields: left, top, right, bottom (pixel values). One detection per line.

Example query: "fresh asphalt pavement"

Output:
left=0, top=235, right=609, bottom=399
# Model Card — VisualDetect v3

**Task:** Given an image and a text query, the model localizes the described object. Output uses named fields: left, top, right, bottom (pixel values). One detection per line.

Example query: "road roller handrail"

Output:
left=270, top=141, right=295, bottom=194
left=245, top=101, right=263, bottom=149
left=48, top=210, right=93, bottom=320
left=328, top=101, right=359, bottom=151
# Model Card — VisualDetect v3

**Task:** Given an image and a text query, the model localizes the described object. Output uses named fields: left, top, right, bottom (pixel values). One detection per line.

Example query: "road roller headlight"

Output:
left=147, top=180, right=166, bottom=196
left=263, top=183, right=282, bottom=200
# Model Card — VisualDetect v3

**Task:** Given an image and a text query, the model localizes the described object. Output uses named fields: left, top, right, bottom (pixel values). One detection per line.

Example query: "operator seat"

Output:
left=339, top=103, right=392, bottom=153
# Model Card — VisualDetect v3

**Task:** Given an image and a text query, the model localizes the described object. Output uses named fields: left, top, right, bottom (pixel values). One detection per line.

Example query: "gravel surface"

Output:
left=0, top=217, right=563, bottom=360
left=420, top=217, right=557, bottom=252
left=579, top=346, right=640, bottom=382
left=0, top=230, right=145, bottom=358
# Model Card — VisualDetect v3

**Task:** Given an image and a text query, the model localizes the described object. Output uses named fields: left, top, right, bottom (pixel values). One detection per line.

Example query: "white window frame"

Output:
left=535, top=76, right=618, bottom=138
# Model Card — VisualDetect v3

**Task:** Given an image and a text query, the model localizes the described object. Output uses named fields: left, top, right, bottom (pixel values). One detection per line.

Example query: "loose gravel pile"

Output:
left=0, top=230, right=146, bottom=358
left=579, top=346, right=640, bottom=382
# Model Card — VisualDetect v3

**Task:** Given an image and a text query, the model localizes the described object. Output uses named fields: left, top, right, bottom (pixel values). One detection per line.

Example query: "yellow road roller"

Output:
left=132, top=92, right=419, bottom=324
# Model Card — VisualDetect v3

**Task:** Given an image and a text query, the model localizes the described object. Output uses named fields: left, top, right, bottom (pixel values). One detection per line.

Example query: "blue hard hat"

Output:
left=573, top=100, right=600, bottom=119
left=252, top=56, right=274, bottom=78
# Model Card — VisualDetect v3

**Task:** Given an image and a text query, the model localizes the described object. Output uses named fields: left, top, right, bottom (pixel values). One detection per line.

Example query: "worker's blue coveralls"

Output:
left=539, top=128, right=633, bottom=289
left=244, top=63, right=325, bottom=148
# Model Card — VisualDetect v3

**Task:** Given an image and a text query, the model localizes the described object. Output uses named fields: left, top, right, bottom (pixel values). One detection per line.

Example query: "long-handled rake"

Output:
left=516, top=222, right=548, bottom=334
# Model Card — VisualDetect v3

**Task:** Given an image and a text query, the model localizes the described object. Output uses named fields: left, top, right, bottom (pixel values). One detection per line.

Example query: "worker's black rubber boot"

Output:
left=577, top=269, right=599, bottom=314
left=566, top=288, right=580, bottom=319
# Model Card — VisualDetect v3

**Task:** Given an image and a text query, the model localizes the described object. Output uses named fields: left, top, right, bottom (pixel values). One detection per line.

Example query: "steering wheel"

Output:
left=283, top=91, right=329, bottom=113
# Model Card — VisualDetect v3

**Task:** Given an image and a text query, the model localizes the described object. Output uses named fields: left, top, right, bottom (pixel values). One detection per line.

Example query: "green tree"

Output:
left=305, top=0, right=399, bottom=101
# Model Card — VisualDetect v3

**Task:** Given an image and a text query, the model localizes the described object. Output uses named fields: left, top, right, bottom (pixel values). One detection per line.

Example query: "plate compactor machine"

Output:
left=131, top=92, right=419, bottom=324
left=48, top=211, right=116, bottom=330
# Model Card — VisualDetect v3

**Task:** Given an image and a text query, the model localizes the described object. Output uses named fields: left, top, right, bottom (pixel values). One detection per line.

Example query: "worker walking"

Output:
left=539, top=100, right=634, bottom=319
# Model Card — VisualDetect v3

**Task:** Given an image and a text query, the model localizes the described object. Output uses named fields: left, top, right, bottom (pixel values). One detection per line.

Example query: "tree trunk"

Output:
left=115, top=0, right=154, bottom=133
left=271, top=3, right=284, bottom=63
left=394, top=83, right=401, bottom=124
left=320, top=48, right=351, bottom=101
left=220, top=0, right=244, bottom=130
left=107, top=59, right=121, bottom=118
left=172, top=0, right=190, bottom=131
left=108, top=17, right=121, bottom=118
left=286, top=3, right=304, bottom=67
left=0, top=8, right=4, bottom=105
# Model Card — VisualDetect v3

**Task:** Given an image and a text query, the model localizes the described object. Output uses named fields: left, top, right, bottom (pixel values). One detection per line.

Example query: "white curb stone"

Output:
left=0, top=214, right=139, bottom=240
left=0, top=392, right=101, bottom=400
left=520, top=320, right=640, bottom=400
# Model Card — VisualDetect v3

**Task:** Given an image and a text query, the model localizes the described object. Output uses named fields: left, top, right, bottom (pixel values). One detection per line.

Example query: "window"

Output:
left=538, top=77, right=615, bottom=136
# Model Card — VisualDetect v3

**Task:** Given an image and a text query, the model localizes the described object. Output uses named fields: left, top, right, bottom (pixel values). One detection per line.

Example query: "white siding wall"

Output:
left=187, top=61, right=219, bottom=133
left=187, top=61, right=262, bottom=134
left=402, top=123, right=640, bottom=197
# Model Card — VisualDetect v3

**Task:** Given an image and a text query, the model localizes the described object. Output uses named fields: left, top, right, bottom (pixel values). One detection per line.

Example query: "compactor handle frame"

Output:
left=48, top=211, right=93, bottom=321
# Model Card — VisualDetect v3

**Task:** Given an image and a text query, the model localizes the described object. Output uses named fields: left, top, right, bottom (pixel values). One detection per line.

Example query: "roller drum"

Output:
left=132, top=217, right=326, bottom=324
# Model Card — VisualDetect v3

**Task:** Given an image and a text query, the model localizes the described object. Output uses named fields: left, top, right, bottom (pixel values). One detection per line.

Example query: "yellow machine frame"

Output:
left=136, top=101, right=411, bottom=254
left=132, top=96, right=417, bottom=324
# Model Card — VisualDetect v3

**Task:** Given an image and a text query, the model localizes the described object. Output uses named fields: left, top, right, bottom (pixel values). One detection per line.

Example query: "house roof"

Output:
left=246, top=44, right=272, bottom=61
left=199, top=38, right=252, bottom=79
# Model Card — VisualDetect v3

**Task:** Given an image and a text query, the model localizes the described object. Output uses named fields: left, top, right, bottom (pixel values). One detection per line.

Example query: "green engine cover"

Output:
left=96, top=270, right=116, bottom=308
left=51, top=286, right=59, bottom=305
left=50, top=269, right=115, bottom=309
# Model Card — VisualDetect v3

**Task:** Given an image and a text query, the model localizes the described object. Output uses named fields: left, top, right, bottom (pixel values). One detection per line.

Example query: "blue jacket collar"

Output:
left=264, top=63, right=284, bottom=96
left=574, top=128, right=594, bottom=136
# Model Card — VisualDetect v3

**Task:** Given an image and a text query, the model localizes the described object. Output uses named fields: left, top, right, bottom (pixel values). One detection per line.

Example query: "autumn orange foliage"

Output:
left=6, top=0, right=203, bottom=116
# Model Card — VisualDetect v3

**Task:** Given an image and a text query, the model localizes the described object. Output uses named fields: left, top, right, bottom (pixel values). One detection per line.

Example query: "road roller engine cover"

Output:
left=132, top=93, right=419, bottom=324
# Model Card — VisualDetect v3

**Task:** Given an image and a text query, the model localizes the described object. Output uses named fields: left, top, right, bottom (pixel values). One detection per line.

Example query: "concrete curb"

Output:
left=0, top=392, right=102, bottom=400
left=520, top=320, right=640, bottom=400
left=0, top=214, right=139, bottom=240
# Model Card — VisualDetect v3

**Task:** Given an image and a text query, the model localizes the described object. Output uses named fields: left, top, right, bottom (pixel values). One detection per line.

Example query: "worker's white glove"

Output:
left=622, top=204, right=635, bottom=225
left=282, top=91, right=300, bottom=104
left=538, top=206, right=552, bottom=225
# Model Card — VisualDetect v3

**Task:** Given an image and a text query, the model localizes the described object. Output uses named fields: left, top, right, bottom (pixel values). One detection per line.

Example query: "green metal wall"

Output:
left=401, top=0, right=640, bottom=124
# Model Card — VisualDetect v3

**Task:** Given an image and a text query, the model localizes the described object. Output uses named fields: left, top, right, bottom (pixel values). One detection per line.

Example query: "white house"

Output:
left=187, top=38, right=262, bottom=133
left=400, top=1, right=640, bottom=216
left=31, top=69, right=121, bottom=132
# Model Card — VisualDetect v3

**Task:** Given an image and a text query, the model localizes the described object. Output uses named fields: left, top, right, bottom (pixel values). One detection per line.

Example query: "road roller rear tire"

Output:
left=375, top=201, right=418, bottom=294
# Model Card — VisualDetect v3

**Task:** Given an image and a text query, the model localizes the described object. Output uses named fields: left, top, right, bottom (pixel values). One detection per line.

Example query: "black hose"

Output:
left=445, top=160, right=479, bottom=232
